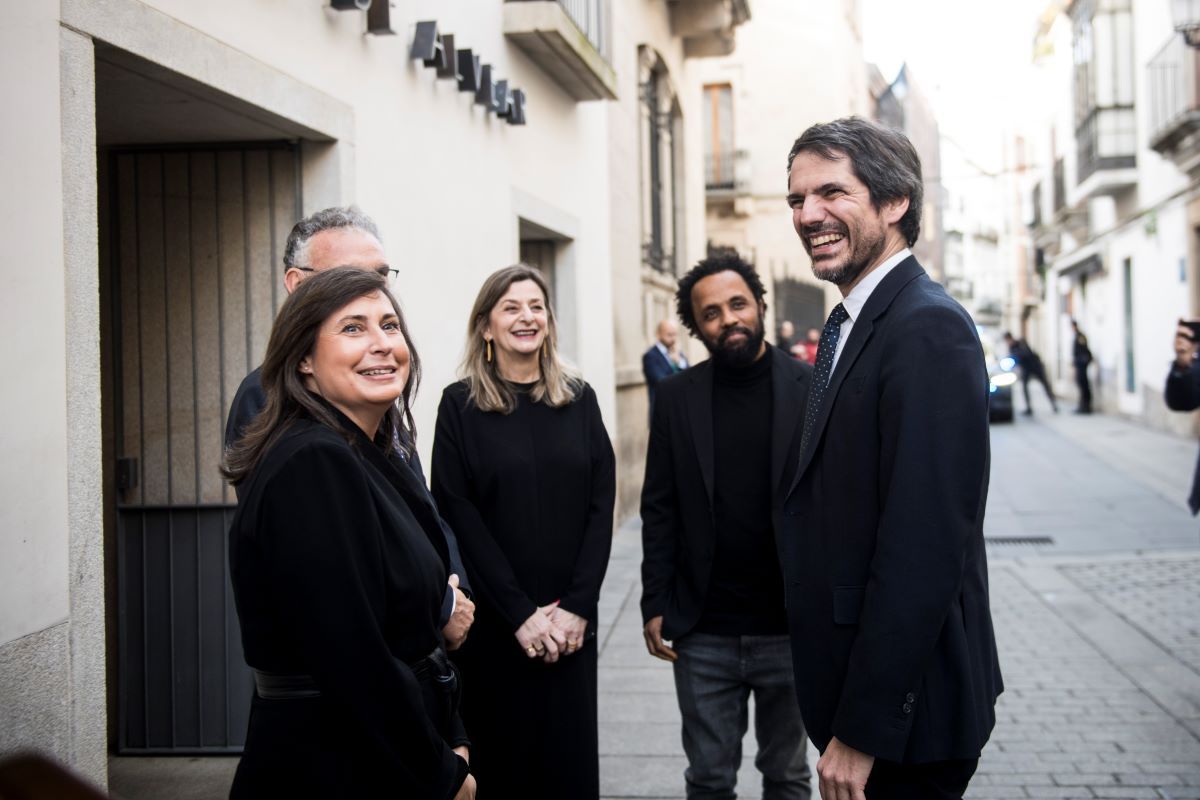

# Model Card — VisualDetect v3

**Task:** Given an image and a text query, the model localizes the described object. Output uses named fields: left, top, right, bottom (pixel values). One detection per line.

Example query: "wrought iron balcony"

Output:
left=705, top=149, right=750, bottom=195
left=1053, top=157, right=1066, bottom=213
left=1148, top=33, right=1200, bottom=169
left=1074, top=106, right=1136, bottom=197
left=504, top=0, right=616, bottom=101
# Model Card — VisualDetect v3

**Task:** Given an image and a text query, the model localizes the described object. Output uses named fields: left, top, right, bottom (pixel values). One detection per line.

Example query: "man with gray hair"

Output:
left=225, top=206, right=474, bottom=649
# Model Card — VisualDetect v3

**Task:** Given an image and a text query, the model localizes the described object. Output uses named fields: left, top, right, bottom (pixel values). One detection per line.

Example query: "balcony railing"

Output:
left=1075, top=106, right=1136, bottom=188
left=550, top=0, right=609, bottom=63
left=1053, top=157, right=1066, bottom=213
left=1148, top=33, right=1200, bottom=156
left=704, top=149, right=749, bottom=194
left=503, top=0, right=616, bottom=101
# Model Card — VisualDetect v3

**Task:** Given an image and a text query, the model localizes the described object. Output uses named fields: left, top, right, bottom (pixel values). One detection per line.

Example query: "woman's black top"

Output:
left=431, top=380, right=615, bottom=630
left=430, top=379, right=615, bottom=798
left=228, top=404, right=468, bottom=799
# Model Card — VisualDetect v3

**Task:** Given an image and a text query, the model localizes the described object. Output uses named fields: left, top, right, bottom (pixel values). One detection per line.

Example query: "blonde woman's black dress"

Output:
left=431, top=380, right=615, bottom=800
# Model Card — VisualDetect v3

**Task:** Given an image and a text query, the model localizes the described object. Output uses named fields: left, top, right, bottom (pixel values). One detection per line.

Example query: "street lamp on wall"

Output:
left=1172, top=0, right=1200, bottom=47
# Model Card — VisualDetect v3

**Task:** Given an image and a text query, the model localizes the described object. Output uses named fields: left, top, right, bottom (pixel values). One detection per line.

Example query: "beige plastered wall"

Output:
left=4, top=0, right=634, bottom=783
left=0, top=0, right=90, bottom=780
left=126, top=0, right=618, bottom=450
left=608, top=0, right=707, bottom=522
left=695, top=0, right=869, bottom=331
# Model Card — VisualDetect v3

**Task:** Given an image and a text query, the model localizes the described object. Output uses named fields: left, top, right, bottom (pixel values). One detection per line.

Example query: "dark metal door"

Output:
left=105, top=144, right=299, bottom=753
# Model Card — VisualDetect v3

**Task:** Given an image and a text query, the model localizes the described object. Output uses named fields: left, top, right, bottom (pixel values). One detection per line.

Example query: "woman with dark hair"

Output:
left=223, top=267, right=475, bottom=800
left=431, top=264, right=615, bottom=799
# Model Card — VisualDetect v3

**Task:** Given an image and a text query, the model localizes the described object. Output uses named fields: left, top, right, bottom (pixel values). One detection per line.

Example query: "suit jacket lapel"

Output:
left=660, top=348, right=676, bottom=373
left=770, top=348, right=806, bottom=502
left=789, top=256, right=926, bottom=494
left=686, top=361, right=715, bottom=505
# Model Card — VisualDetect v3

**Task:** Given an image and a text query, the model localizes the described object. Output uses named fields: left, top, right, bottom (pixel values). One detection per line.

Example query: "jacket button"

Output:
left=902, top=702, right=912, bottom=714
left=905, top=692, right=915, bottom=703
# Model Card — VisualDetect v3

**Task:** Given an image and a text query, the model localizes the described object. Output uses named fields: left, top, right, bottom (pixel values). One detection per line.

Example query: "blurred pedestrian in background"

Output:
left=796, top=327, right=820, bottom=364
left=432, top=264, right=615, bottom=800
left=223, top=268, right=474, bottom=800
left=1071, top=320, right=1094, bottom=414
left=643, top=318, right=689, bottom=417
left=1166, top=319, right=1200, bottom=516
left=778, top=319, right=797, bottom=352
left=1003, top=332, right=1059, bottom=415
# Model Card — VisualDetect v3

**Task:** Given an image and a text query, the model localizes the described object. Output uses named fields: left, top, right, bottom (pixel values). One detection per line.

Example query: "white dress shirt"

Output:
left=830, top=248, right=912, bottom=374
left=656, top=341, right=687, bottom=370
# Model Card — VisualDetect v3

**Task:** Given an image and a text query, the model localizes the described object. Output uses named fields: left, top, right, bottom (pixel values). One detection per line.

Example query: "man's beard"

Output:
left=805, top=221, right=887, bottom=288
left=703, top=317, right=766, bottom=368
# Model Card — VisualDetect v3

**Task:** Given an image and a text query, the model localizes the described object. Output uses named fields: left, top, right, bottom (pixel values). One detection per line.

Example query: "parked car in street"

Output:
left=978, top=327, right=1016, bottom=423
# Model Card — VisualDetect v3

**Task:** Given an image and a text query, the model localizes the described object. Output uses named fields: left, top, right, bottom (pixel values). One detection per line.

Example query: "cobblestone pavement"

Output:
left=597, top=413, right=1200, bottom=799
left=1061, top=558, right=1200, bottom=678
left=968, top=557, right=1200, bottom=799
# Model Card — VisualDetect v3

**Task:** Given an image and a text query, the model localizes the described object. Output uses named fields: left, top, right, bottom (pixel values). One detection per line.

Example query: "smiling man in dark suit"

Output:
left=780, top=118, right=1002, bottom=800
left=641, top=253, right=813, bottom=800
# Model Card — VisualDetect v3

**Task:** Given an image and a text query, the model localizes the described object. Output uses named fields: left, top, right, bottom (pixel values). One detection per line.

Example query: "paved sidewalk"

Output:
left=110, top=413, right=1200, bottom=799
left=597, top=540, right=1200, bottom=800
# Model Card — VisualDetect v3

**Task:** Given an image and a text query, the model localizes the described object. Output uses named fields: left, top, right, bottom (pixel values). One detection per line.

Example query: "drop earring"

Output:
left=486, top=339, right=493, bottom=363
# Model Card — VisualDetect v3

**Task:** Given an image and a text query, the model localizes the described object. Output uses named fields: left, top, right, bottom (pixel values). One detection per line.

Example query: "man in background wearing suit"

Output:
left=643, top=318, right=689, bottom=417
left=780, top=117, right=1001, bottom=799
left=641, top=253, right=812, bottom=800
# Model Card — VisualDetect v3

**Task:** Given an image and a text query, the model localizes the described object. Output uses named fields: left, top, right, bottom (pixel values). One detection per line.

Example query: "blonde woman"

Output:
left=431, top=265, right=615, bottom=799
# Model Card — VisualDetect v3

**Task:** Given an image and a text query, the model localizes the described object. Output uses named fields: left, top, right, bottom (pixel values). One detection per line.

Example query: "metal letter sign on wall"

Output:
left=410, top=20, right=527, bottom=125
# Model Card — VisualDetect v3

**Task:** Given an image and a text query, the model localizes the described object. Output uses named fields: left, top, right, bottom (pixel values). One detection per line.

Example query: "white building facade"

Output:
left=691, top=0, right=869, bottom=336
left=0, top=0, right=744, bottom=785
left=1024, top=0, right=1198, bottom=428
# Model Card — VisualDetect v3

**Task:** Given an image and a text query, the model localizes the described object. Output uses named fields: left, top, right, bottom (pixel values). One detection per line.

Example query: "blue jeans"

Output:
left=672, top=632, right=811, bottom=800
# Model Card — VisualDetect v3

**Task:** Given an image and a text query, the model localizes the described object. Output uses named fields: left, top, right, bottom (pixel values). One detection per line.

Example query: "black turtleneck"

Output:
left=696, top=347, right=788, bottom=636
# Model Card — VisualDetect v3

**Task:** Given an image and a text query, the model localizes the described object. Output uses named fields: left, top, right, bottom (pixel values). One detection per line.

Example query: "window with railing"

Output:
left=703, top=84, right=734, bottom=190
left=1031, top=181, right=1043, bottom=229
left=639, top=51, right=683, bottom=275
left=1071, top=0, right=1135, bottom=182
left=1053, top=157, right=1066, bottom=211
left=1147, top=33, right=1200, bottom=151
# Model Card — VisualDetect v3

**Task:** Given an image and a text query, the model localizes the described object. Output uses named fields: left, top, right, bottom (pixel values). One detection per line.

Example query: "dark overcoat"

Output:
left=640, top=346, right=813, bottom=640
left=228, top=406, right=468, bottom=799
left=778, top=257, right=1003, bottom=764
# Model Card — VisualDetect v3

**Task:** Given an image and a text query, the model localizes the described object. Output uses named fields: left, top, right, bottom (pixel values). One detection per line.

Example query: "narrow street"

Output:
left=594, top=411, right=1200, bottom=800
left=110, top=411, right=1200, bottom=799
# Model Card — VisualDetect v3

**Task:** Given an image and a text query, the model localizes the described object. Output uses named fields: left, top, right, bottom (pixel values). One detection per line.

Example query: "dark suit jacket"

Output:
left=224, top=367, right=472, bottom=613
left=778, top=256, right=1002, bottom=764
left=643, top=345, right=681, bottom=414
left=641, top=346, right=812, bottom=640
left=1165, top=359, right=1200, bottom=515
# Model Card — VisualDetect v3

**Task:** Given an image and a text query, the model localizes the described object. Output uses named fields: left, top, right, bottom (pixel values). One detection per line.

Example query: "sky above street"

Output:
left=862, top=0, right=1050, bottom=172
